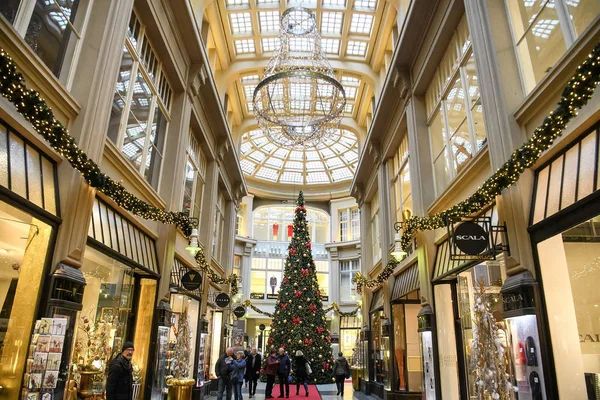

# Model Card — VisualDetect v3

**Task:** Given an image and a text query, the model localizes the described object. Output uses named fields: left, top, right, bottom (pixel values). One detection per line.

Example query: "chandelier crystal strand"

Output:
left=253, top=7, right=346, bottom=148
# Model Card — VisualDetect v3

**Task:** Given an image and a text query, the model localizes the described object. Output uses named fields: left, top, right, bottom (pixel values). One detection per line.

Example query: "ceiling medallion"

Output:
left=253, top=7, right=346, bottom=149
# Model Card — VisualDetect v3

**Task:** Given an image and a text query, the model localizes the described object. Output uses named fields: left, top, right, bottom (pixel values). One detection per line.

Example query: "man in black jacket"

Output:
left=246, top=348, right=262, bottom=398
left=106, top=341, right=134, bottom=400
left=215, top=347, right=235, bottom=400
left=277, top=348, right=291, bottom=398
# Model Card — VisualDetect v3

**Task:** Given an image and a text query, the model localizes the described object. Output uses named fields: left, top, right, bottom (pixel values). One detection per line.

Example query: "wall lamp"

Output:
left=391, top=210, right=412, bottom=261
left=185, top=217, right=201, bottom=255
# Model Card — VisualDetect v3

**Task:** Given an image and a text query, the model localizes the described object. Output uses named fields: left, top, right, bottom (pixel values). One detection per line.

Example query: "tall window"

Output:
left=315, top=260, right=330, bottom=300
left=339, top=207, right=360, bottom=241
left=252, top=206, right=330, bottom=243
left=106, top=11, right=172, bottom=189
left=236, top=203, right=246, bottom=236
left=212, top=192, right=225, bottom=262
left=233, top=254, right=242, bottom=287
left=182, top=132, right=206, bottom=220
left=340, top=259, right=360, bottom=302
left=390, top=136, right=412, bottom=225
left=371, top=192, right=381, bottom=264
left=506, top=0, right=600, bottom=93
left=1, top=0, right=86, bottom=78
left=425, top=16, right=486, bottom=196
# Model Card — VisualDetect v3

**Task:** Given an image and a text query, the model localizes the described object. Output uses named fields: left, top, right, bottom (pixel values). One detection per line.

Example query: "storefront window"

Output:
left=340, top=316, right=361, bottom=357
left=169, top=294, right=200, bottom=377
left=537, top=215, right=600, bottom=396
left=69, top=246, right=135, bottom=393
left=0, top=201, right=54, bottom=400
left=371, top=310, right=390, bottom=388
left=392, top=301, right=422, bottom=392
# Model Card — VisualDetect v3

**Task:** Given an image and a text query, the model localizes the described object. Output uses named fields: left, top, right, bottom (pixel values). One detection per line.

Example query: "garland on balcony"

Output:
left=354, top=43, right=600, bottom=292
left=243, top=300, right=274, bottom=318
left=0, top=49, right=194, bottom=236
left=194, top=246, right=239, bottom=296
left=353, top=258, right=398, bottom=294
left=241, top=300, right=360, bottom=318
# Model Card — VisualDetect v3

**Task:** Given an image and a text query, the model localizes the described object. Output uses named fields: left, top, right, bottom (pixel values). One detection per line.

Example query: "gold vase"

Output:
left=78, top=371, right=102, bottom=398
left=167, top=384, right=193, bottom=400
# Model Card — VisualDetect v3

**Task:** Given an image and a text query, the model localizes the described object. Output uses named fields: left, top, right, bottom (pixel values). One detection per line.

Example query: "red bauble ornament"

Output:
left=268, top=337, right=274, bottom=344
left=316, top=290, right=321, bottom=296
left=306, top=242, right=312, bottom=249
left=292, top=317, right=301, bottom=325
left=323, top=362, right=329, bottom=371
left=283, top=277, right=289, bottom=283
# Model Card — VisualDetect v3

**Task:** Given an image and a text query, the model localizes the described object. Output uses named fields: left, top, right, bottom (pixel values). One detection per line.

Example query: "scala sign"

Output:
left=453, top=221, right=489, bottom=255
left=215, top=293, right=231, bottom=308
left=181, top=271, right=202, bottom=291
left=233, top=306, right=246, bottom=318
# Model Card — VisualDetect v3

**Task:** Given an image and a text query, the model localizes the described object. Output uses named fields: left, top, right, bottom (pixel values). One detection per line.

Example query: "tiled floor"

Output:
left=206, top=381, right=379, bottom=400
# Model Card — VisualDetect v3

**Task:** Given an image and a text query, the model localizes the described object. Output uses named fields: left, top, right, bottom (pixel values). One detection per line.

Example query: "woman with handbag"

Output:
left=293, top=350, right=310, bottom=397
left=333, top=352, right=350, bottom=396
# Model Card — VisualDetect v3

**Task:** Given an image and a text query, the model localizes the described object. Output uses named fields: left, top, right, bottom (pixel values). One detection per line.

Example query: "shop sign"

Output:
left=215, top=293, right=231, bottom=308
left=266, top=294, right=279, bottom=300
left=251, top=292, right=265, bottom=300
left=259, top=324, right=266, bottom=331
left=181, top=271, right=202, bottom=291
left=233, top=306, right=246, bottom=318
left=447, top=217, right=499, bottom=261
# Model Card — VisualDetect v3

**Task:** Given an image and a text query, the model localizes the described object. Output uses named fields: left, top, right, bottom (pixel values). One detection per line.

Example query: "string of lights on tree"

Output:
left=0, top=49, right=194, bottom=237
left=356, top=43, right=600, bottom=291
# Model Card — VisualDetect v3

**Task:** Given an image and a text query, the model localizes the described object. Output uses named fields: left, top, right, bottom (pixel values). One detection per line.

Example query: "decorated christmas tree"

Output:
left=168, top=307, right=194, bottom=385
left=350, top=335, right=363, bottom=369
left=267, top=191, right=334, bottom=383
left=470, top=279, right=517, bottom=399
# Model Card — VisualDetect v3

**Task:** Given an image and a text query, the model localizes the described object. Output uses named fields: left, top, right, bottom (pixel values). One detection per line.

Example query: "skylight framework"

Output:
left=240, top=129, right=359, bottom=185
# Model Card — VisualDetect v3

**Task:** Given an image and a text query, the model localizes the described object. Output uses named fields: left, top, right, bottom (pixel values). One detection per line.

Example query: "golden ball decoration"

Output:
left=298, top=306, right=302, bottom=309
left=298, top=340, right=303, bottom=344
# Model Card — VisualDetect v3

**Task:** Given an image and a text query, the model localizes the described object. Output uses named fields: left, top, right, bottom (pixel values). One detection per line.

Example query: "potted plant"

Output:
left=71, top=315, right=112, bottom=398
left=166, top=307, right=195, bottom=400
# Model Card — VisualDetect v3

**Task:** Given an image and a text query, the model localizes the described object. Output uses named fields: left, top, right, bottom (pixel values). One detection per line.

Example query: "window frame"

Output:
left=107, top=10, right=172, bottom=190
left=390, top=135, right=412, bottom=230
left=339, top=206, right=360, bottom=242
left=182, top=131, right=206, bottom=221
left=212, top=192, right=226, bottom=262
left=340, top=258, right=360, bottom=302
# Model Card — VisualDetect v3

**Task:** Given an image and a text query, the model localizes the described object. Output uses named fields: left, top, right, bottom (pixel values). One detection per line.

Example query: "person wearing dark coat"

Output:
left=215, top=348, right=235, bottom=400
left=293, top=350, right=309, bottom=397
left=333, top=353, right=351, bottom=396
left=276, top=348, right=291, bottom=398
left=245, top=348, right=262, bottom=398
left=106, top=341, right=135, bottom=400
left=265, top=349, right=278, bottom=399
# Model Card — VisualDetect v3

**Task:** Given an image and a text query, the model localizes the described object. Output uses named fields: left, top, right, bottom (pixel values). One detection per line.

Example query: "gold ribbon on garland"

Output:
left=241, top=300, right=359, bottom=318
left=194, top=246, right=239, bottom=296
left=354, top=43, right=600, bottom=292
left=243, top=300, right=274, bottom=317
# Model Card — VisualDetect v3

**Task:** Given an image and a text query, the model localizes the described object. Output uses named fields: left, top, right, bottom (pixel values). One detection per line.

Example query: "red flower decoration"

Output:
left=316, top=327, right=324, bottom=334
left=283, top=277, right=289, bottom=283
left=309, top=304, right=317, bottom=312
left=316, top=290, right=321, bottom=296
left=301, top=268, right=309, bottom=277
left=323, top=362, right=329, bottom=371
left=290, top=249, right=297, bottom=256
left=292, top=317, right=301, bottom=325
left=326, top=335, right=331, bottom=343
left=294, top=290, right=302, bottom=298
left=281, top=303, right=288, bottom=309
left=304, top=338, right=313, bottom=346
left=268, top=337, right=274, bottom=344
left=306, top=242, right=312, bottom=249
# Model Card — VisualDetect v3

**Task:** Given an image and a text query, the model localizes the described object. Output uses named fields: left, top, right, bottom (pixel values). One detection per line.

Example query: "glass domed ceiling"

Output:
left=240, top=129, right=358, bottom=185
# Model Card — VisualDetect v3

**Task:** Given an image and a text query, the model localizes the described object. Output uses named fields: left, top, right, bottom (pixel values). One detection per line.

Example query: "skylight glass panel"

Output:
left=230, top=13, right=253, bottom=34
left=235, top=39, right=256, bottom=54
left=326, top=157, right=344, bottom=168
left=254, top=137, right=268, bottom=147
left=321, top=12, right=343, bottom=34
left=241, top=74, right=259, bottom=83
left=307, top=161, right=324, bottom=170
left=323, top=0, right=346, bottom=6
left=265, top=157, right=284, bottom=168
left=290, top=151, right=303, bottom=160
left=321, top=39, right=340, bottom=54
left=249, top=151, right=266, bottom=163
left=227, top=0, right=250, bottom=5
left=354, top=0, right=377, bottom=9
left=316, top=84, right=334, bottom=98
left=332, top=143, right=349, bottom=153
left=290, top=38, right=313, bottom=52
left=240, top=159, right=256, bottom=174
left=320, top=148, right=334, bottom=158
left=343, top=151, right=358, bottom=162
left=290, top=83, right=312, bottom=99
left=256, top=167, right=279, bottom=181
left=304, top=151, right=318, bottom=161
left=350, top=13, right=374, bottom=34
left=341, top=76, right=360, bottom=86
left=263, top=143, right=276, bottom=153
left=344, top=86, right=357, bottom=99
left=346, top=41, right=367, bottom=56
left=286, top=161, right=304, bottom=170
left=280, top=172, right=303, bottom=183
left=344, top=104, right=353, bottom=113
left=240, top=142, right=252, bottom=154
left=262, top=38, right=280, bottom=52
left=331, top=167, right=353, bottom=181
left=274, top=148, right=289, bottom=158
left=247, top=102, right=254, bottom=112
left=307, top=172, right=329, bottom=184
left=259, top=11, right=280, bottom=32
left=244, top=85, right=256, bottom=99
left=257, top=0, right=279, bottom=4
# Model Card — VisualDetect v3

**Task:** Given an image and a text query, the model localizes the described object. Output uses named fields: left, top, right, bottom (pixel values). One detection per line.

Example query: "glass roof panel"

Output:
left=321, top=38, right=341, bottom=54
left=239, top=129, right=358, bottom=185
left=350, top=13, right=374, bottom=35
left=259, top=11, right=280, bottom=32
left=235, top=39, right=256, bottom=54
left=262, top=37, right=280, bottom=52
left=321, top=12, right=343, bottom=34
left=346, top=41, right=367, bottom=56
left=230, top=13, right=253, bottom=34
left=323, top=0, right=346, bottom=6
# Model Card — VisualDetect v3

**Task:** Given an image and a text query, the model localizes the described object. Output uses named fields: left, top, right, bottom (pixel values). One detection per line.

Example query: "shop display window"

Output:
left=70, top=246, right=135, bottom=392
left=0, top=201, right=54, bottom=400
left=392, top=299, right=422, bottom=392
left=169, top=294, right=199, bottom=378
left=340, top=316, right=361, bottom=358
left=536, top=215, right=600, bottom=397
left=371, top=310, right=391, bottom=389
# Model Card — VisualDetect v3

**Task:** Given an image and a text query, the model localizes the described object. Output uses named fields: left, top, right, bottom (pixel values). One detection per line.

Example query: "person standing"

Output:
left=106, top=341, right=134, bottom=400
left=265, top=349, right=278, bottom=399
left=276, top=348, right=291, bottom=398
left=333, top=352, right=351, bottom=396
left=246, top=347, right=262, bottom=398
left=232, top=351, right=247, bottom=400
left=293, top=350, right=309, bottom=397
left=216, top=347, right=235, bottom=400
left=244, top=346, right=252, bottom=389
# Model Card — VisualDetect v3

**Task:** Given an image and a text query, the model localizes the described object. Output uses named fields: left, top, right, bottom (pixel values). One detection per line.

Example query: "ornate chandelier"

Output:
left=253, top=7, right=346, bottom=148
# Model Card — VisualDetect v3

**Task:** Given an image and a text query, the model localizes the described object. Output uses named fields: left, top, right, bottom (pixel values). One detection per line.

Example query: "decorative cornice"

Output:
left=392, top=67, right=411, bottom=100
left=367, top=141, right=381, bottom=166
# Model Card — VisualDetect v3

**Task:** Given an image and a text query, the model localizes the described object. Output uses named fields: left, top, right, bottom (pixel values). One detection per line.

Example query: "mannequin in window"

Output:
left=270, top=276, right=278, bottom=295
